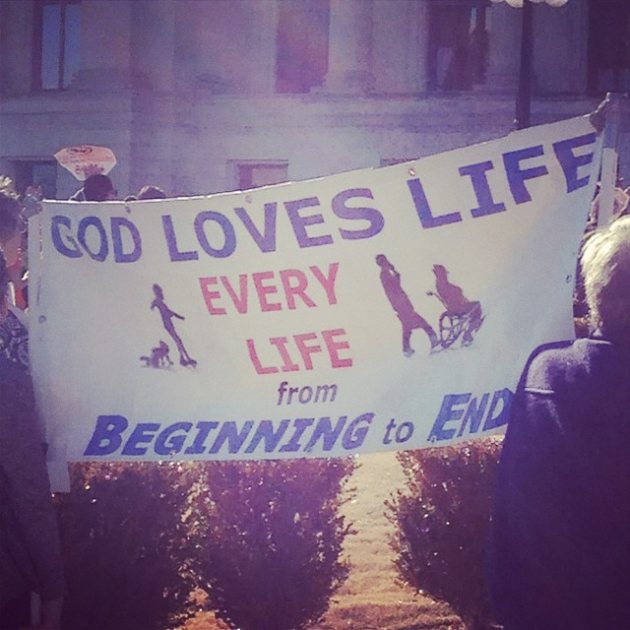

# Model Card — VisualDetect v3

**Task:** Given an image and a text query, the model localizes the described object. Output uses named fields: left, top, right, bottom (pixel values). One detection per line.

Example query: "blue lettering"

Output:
left=51, top=215, right=82, bottom=258
left=457, top=393, right=490, bottom=437
left=407, top=178, right=462, bottom=229
left=342, top=412, right=373, bottom=449
left=84, top=415, right=128, bottom=456
left=285, top=197, right=333, bottom=248
left=428, top=393, right=472, bottom=442
left=162, top=214, right=198, bottom=262
left=77, top=216, right=108, bottom=262
left=121, top=422, right=160, bottom=456
left=553, top=132, right=597, bottom=193
left=244, top=419, right=290, bottom=453
left=184, top=421, right=218, bottom=454
left=503, top=145, right=549, bottom=204
left=459, top=161, right=506, bottom=218
left=154, top=422, right=192, bottom=456
left=208, top=420, right=254, bottom=454
left=111, top=216, right=142, bottom=263
left=279, top=417, right=315, bottom=452
left=332, top=188, right=385, bottom=240
left=235, top=203, right=278, bottom=253
left=195, top=211, right=236, bottom=258
left=304, top=416, right=347, bottom=452
left=482, top=388, right=513, bottom=430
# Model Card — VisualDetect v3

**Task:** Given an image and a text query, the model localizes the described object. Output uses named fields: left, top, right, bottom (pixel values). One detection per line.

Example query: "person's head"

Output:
left=137, top=185, right=166, bottom=200
left=432, top=264, right=447, bottom=278
left=84, top=174, right=116, bottom=201
left=375, top=254, right=391, bottom=269
left=581, top=216, right=630, bottom=342
left=0, top=177, right=23, bottom=243
left=152, top=283, right=163, bottom=299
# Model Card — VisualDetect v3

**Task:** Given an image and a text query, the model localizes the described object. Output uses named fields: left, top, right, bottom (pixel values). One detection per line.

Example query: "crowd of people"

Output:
left=0, top=153, right=629, bottom=629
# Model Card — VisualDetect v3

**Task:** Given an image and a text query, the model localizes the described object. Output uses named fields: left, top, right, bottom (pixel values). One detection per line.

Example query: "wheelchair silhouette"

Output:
left=427, top=291, right=483, bottom=349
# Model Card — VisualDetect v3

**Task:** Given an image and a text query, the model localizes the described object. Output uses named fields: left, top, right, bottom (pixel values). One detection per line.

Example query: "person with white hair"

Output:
left=487, top=217, right=630, bottom=630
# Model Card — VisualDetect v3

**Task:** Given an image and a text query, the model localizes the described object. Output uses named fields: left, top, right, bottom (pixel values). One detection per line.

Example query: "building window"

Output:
left=427, top=1, right=487, bottom=92
left=588, top=0, right=630, bottom=95
left=34, top=0, right=81, bottom=90
left=12, top=161, right=58, bottom=199
left=276, top=0, right=329, bottom=94
left=234, top=161, right=289, bottom=191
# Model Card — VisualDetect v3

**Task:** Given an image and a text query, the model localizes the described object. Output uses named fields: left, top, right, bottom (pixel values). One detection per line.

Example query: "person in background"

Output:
left=70, top=173, right=116, bottom=202
left=0, top=176, right=28, bottom=360
left=0, top=185, right=65, bottom=630
left=488, top=216, right=630, bottom=630
left=137, top=185, right=166, bottom=200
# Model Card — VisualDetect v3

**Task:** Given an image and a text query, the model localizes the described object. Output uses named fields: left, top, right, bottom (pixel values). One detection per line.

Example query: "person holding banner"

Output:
left=0, top=187, right=65, bottom=630
left=488, top=217, right=630, bottom=629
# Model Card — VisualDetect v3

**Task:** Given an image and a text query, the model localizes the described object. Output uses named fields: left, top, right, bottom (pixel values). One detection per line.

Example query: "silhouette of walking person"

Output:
left=376, top=254, right=439, bottom=357
left=150, top=284, right=197, bottom=367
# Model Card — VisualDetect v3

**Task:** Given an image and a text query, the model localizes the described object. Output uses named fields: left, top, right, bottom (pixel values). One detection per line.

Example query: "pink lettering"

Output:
left=253, top=271, right=282, bottom=312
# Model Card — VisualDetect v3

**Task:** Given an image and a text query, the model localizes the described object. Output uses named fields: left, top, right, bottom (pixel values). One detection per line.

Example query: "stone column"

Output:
left=131, top=0, right=175, bottom=93
left=485, top=3, right=521, bottom=92
left=371, top=0, right=428, bottom=94
left=74, top=0, right=132, bottom=90
left=534, top=2, right=588, bottom=94
left=324, top=0, right=374, bottom=94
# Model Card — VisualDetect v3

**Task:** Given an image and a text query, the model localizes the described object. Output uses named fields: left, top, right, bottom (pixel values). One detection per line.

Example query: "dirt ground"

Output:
left=314, top=451, right=462, bottom=630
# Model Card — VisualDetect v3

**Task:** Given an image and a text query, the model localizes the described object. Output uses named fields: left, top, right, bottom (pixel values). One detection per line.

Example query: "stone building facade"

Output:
left=0, top=0, right=628, bottom=200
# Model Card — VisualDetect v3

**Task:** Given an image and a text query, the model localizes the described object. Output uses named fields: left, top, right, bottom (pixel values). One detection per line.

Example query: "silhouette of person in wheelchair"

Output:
left=427, top=264, right=483, bottom=348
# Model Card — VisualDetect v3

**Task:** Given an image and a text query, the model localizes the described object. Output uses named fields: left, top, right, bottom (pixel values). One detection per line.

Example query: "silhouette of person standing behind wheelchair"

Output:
left=428, top=264, right=483, bottom=347
left=376, top=254, right=439, bottom=357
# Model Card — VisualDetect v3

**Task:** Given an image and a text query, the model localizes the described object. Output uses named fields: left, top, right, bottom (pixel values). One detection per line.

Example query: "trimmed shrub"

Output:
left=385, top=439, right=502, bottom=630
left=55, top=462, right=195, bottom=630
left=187, top=458, right=357, bottom=630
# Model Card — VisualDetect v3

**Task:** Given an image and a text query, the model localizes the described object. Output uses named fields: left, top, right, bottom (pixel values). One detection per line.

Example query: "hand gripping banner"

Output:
left=30, top=115, right=602, bottom=464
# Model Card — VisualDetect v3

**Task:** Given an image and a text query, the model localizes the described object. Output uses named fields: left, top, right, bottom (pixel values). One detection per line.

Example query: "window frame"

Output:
left=229, top=160, right=290, bottom=192
left=11, top=159, right=58, bottom=199
left=32, top=0, right=81, bottom=92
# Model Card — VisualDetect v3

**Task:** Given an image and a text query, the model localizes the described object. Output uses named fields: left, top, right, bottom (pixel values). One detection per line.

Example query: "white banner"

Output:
left=30, top=115, right=601, bottom=463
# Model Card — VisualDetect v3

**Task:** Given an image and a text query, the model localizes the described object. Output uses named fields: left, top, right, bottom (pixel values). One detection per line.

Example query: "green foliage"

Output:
left=55, top=462, right=195, bottom=630
left=386, top=440, right=502, bottom=630
left=187, top=458, right=357, bottom=630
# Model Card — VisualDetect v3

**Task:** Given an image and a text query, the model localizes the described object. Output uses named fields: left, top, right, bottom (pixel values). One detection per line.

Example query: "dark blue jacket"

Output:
left=488, top=337, right=630, bottom=630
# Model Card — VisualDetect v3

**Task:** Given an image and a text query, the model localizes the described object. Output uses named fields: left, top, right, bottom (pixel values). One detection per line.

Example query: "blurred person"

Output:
left=488, top=217, right=630, bottom=629
left=0, top=178, right=28, bottom=315
left=0, top=189, right=65, bottom=629
left=137, top=185, right=166, bottom=200
left=70, top=173, right=116, bottom=202
left=588, top=179, right=628, bottom=228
